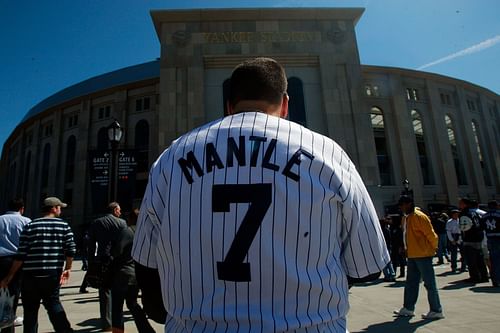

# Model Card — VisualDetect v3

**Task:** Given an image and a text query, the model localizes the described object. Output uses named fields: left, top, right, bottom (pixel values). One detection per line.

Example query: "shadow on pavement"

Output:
left=470, top=286, right=500, bottom=293
left=74, top=318, right=102, bottom=332
left=383, top=281, right=405, bottom=288
left=353, top=316, right=433, bottom=333
left=441, top=279, right=475, bottom=290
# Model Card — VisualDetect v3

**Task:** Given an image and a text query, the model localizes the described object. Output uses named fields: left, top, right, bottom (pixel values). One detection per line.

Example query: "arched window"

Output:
left=445, top=115, right=467, bottom=185
left=135, top=120, right=150, bottom=173
left=411, top=110, right=434, bottom=185
left=223, top=78, right=231, bottom=116
left=23, top=152, right=31, bottom=197
left=41, top=143, right=51, bottom=188
left=65, top=136, right=76, bottom=184
left=97, top=127, right=108, bottom=150
left=287, top=77, right=307, bottom=127
left=370, top=107, right=394, bottom=185
left=471, top=121, right=491, bottom=186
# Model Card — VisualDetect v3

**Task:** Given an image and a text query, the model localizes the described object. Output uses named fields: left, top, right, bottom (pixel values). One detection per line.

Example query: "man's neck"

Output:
left=44, top=213, right=57, bottom=219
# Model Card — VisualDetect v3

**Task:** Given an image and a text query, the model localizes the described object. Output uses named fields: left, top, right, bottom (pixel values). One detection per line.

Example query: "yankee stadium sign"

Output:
left=201, top=31, right=320, bottom=44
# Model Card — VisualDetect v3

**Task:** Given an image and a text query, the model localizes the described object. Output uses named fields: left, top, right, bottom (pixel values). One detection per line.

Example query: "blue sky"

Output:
left=1, top=0, right=499, bottom=149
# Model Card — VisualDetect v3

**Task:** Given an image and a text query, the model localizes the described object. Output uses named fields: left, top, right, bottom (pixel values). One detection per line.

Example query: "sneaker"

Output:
left=394, top=307, right=415, bottom=317
left=14, top=316, right=23, bottom=326
left=422, top=311, right=444, bottom=320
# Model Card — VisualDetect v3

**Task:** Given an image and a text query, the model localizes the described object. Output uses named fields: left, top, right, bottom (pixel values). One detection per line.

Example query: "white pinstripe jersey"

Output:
left=132, top=111, right=390, bottom=332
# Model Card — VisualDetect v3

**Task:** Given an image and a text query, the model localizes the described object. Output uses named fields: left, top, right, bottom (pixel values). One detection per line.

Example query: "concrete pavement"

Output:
left=16, top=261, right=499, bottom=332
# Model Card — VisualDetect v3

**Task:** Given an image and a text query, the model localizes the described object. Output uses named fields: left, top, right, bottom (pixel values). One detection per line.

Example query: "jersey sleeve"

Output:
left=338, top=158, right=390, bottom=278
left=132, top=162, right=166, bottom=269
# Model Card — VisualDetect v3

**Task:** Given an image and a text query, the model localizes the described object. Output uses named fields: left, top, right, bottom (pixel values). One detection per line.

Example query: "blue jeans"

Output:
left=383, top=262, right=396, bottom=279
left=436, top=234, right=448, bottom=262
left=403, top=257, right=442, bottom=313
left=21, top=274, right=73, bottom=333
left=488, top=237, right=500, bottom=285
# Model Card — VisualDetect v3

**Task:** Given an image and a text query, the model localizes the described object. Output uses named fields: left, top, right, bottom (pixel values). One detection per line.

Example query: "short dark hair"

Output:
left=8, top=198, right=24, bottom=212
left=108, top=202, right=120, bottom=214
left=228, top=57, right=288, bottom=108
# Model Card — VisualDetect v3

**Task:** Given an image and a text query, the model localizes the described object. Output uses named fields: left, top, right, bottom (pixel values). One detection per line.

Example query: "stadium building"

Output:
left=1, top=8, right=499, bottom=236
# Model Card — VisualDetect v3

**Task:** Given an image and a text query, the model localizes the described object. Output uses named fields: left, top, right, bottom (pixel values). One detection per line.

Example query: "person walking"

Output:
left=0, top=197, right=75, bottom=333
left=132, top=57, right=390, bottom=332
left=88, top=202, right=127, bottom=331
left=446, top=209, right=462, bottom=273
left=480, top=200, right=500, bottom=287
left=380, top=218, right=396, bottom=282
left=433, top=213, right=449, bottom=265
left=390, top=217, right=406, bottom=278
left=109, top=208, right=154, bottom=333
left=394, top=195, right=444, bottom=320
left=0, top=198, right=31, bottom=332
left=459, top=198, right=488, bottom=283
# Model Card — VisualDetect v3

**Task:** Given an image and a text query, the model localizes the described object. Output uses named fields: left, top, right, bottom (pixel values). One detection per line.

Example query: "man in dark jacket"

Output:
left=88, top=202, right=127, bottom=331
left=459, top=198, right=488, bottom=283
left=110, top=208, right=154, bottom=332
left=481, top=200, right=500, bottom=287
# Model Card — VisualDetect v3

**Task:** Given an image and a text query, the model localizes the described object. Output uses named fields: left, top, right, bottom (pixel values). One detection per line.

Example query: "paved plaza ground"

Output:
left=16, top=261, right=499, bottom=332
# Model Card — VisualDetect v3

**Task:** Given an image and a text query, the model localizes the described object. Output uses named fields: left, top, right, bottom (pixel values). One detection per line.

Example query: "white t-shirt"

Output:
left=132, top=112, right=389, bottom=332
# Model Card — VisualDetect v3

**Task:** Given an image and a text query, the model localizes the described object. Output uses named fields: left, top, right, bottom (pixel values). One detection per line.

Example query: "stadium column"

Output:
left=454, top=86, right=487, bottom=202
left=388, top=72, right=423, bottom=204
left=425, top=79, right=458, bottom=205
left=72, top=99, right=91, bottom=230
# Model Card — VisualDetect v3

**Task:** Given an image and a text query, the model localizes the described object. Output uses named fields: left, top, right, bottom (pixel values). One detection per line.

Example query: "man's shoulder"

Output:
left=413, top=208, right=431, bottom=221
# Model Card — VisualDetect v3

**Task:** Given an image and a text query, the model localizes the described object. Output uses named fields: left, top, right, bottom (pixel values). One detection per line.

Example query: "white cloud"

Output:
left=418, top=35, right=500, bottom=70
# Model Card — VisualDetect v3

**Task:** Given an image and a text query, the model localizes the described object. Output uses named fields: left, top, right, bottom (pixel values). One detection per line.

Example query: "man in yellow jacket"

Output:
left=394, top=195, right=444, bottom=320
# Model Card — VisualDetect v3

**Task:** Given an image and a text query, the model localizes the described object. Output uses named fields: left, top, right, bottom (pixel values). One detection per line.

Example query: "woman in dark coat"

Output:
left=110, top=209, right=155, bottom=333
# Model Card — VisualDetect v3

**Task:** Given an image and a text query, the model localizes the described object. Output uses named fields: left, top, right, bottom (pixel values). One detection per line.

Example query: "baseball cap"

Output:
left=43, top=197, right=68, bottom=208
left=450, top=209, right=460, bottom=214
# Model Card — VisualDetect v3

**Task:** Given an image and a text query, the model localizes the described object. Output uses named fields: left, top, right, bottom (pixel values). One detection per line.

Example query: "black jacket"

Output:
left=88, top=214, right=127, bottom=260
left=460, top=208, right=484, bottom=243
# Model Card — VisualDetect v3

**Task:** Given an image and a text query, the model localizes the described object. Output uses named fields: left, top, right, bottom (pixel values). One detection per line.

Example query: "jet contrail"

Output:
left=418, top=35, right=500, bottom=70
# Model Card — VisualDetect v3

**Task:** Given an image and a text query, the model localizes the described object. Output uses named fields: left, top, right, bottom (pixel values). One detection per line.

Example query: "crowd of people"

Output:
left=0, top=198, right=156, bottom=333
left=0, top=58, right=499, bottom=332
left=380, top=197, right=500, bottom=289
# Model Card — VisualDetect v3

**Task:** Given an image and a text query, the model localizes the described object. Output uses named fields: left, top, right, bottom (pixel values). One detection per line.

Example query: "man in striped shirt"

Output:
left=0, top=197, right=76, bottom=333
left=132, top=58, right=389, bottom=332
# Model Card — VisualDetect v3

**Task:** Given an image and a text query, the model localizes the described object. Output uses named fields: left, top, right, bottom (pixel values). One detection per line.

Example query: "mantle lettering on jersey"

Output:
left=177, top=135, right=314, bottom=184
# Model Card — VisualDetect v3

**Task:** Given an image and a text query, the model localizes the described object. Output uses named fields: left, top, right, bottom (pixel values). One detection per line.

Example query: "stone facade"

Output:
left=1, top=8, right=499, bottom=235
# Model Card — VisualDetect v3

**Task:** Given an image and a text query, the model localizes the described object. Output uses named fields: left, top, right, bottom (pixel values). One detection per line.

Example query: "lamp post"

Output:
left=107, top=120, right=123, bottom=203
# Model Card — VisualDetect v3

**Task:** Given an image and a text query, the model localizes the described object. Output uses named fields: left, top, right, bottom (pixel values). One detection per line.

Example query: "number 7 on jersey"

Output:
left=212, top=183, right=272, bottom=282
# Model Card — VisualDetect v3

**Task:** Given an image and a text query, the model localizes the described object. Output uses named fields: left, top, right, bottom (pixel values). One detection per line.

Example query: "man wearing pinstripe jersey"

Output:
left=132, top=57, right=390, bottom=332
